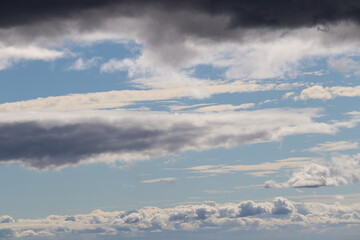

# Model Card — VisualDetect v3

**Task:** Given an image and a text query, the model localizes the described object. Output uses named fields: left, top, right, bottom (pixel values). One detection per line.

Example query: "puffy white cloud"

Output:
left=265, top=154, right=360, bottom=188
left=0, top=197, right=359, bottom=239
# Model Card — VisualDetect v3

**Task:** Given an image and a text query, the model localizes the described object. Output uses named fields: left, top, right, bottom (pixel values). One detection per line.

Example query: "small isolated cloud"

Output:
left=141, top=177, right=176, bottom=184
left=306, top=141, right=359, bottom=153
left=67, top=57, right=101, bottom=71
left=265, top=154, right=360, bottom=188
left=1, top=197, right=360, bottom=239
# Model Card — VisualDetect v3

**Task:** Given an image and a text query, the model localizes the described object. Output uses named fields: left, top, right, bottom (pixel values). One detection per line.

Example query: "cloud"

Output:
left=296, top=85, right=360, bottom=100
left=193, top=103, right=255, bottom=112
left=0, top=81, right=294, bottom=112
left=0, top=216, right=14, bottom=224
left=265, top=154, right=360, bottom=188
left=0, top=108, right=346, bottom=169
left=0, top=197, right=360, bottom=239
left=306, top=141, right=359, bottom=153
left=0, top=45, right=64, bottom=69
left=4, top=1, right=360, bottom=30
left=2, top=0, right=360, bottom=76
left=328, top=57, right=360, bottom=76
left=100, top=58, right=154, bottom=77
left=187, top=157, right=315, bottom=175
left=67, top=57, right=101, bottom=71
left=246, top=171, right=277, bottom=177
left=141, top=178, right=176, bottom=184
left=284, top=192, right=360, bottom=205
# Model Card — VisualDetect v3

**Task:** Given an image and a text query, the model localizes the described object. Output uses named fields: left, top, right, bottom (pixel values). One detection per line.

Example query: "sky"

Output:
left=0, top=0, right=360, bottom=239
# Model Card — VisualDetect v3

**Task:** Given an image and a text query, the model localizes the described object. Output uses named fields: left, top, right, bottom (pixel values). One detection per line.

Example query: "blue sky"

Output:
left=0, top=1, right=360, bottom=239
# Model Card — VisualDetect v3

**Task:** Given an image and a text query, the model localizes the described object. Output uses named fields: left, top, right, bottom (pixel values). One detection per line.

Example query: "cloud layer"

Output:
left=0, top=197, right=359, bottom=239
left=0, top=81, right=294, bottom=112
left=0, top=108, right=342, bottom=169
left=2, top=0, right=360, bottom=75
left=4, top=0, right=360, bottom=29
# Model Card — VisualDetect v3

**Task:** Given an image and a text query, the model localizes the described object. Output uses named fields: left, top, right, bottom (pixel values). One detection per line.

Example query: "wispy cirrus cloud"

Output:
left=141, top=178, right=176, bottom=184
left=192, top=103, right=255, bottom=113
left=0, top=81, right=295, bottom=112
left=305, top=141, right=359, bottom=153
left=187, top=157, right=317, bottom=175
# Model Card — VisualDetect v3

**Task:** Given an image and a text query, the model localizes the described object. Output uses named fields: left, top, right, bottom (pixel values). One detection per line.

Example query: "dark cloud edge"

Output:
left=2, top=0, right=360, bottom=29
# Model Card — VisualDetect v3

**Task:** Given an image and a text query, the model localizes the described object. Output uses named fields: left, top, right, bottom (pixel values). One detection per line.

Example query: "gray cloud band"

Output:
left=0, top=109, right=343, bottom=169
left=2, top=0, right=360, bottom=29
left=2, top=0, right=360, bottom=73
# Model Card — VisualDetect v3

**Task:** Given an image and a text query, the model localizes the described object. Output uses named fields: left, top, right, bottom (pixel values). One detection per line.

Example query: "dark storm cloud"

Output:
left=0, top=109, right=335, bottom=169
left=0, top=120, right=205, bottom=169
left=2, top=0, right=360, bottom=29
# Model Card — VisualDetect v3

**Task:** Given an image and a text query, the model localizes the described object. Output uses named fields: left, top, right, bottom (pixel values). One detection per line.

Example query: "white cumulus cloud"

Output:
left=265, top=154, right=360, bottom=188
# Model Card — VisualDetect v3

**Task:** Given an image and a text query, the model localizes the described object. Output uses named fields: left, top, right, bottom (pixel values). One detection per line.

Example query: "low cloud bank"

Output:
left=1, top=197, right=359, bottom=239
